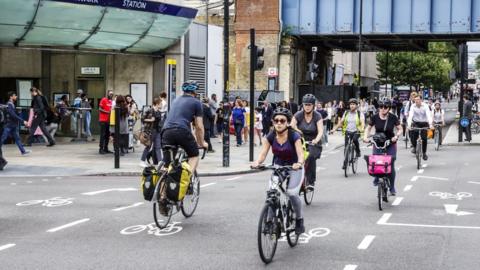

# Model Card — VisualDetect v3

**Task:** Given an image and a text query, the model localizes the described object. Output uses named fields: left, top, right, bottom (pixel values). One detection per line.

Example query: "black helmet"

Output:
left=348, top=98, right=358, bottom=105
left=272, top=107, right=293, bottom=122
left=302, top=94, right=316, bottom=104
left=378, top=98, right=392, bottom=107
left=182, top=80, right=199, bottom=93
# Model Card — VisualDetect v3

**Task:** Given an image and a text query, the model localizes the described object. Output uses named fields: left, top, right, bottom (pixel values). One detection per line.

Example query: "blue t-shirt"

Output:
left=232, top=107, right=246, bottom=125
left=162, top=95, right=203, bottom=131
left=266, top=130, right=301, bottom=166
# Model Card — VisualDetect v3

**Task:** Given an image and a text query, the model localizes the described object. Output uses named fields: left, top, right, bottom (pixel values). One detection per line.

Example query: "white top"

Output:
left=432, top=109, right=444, bottom=123
left=407, top=102, right=433, bottom=126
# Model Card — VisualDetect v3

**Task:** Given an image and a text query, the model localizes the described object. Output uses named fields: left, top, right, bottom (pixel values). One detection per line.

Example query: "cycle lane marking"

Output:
left=357, top=235, right=376, bottom=250
left=343, top=265, right=358, bottom=270
left=0, top=243, right=15, bottom=252
left=377, top=213, right=480, bottom=230
left=47, top=218, right=90, bottom=233
left=200, top=183, right=216, bottom=188
left=392, top=197, right=404, bottom=206
left=403, top=185, right=413, bottom=192
left=112, top=202, right=144, bottom=212
left=225, top=176, right=242, bottom=181
left=120, top=222, right=182, bottom=237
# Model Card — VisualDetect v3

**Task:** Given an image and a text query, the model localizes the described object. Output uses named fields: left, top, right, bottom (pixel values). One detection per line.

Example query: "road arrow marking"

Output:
left=444, top=204, right=474, bottom=216
left=82, top=188, right=137, bottom=196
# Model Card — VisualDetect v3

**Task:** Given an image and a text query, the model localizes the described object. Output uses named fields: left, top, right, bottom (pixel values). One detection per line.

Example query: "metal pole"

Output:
left=222, top=0, right=230, bottom=167
left=458, top=43, right=467, bottom=142
left=114, top=106, right=120, bottom=169
left=205, top=0, right=209, bottom=95
left=358, top=0, right=363, bottom=87
left=249, top=29, right=255, bottom=162
left=385, top=51, right=389, bottom=97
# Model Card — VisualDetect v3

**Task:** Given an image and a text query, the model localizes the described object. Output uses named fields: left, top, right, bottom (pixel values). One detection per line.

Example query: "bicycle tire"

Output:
left=181, top=172, right=200, bottom=218
left=344, top=145, right=350, bottom=178
left=258, top=204, right=278, bottom=264
left=153, top=179, right=173, bottom=229
left=434, top=130, right=440, bottom=151
left=351, top=146, right=358, bottom=174
left=286, top=201, right=299, bottom=247
left=303, top=185, right=314, bottom=205
left=416, top=140, right=422, bottom=170
left=377, top=182, right=383, bottom=211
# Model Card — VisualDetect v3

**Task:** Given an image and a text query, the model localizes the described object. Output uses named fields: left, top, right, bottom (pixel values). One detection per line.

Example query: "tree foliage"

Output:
left=475, top=54, right=480, bottom=71
left=377, top=42, right=456, bottom=92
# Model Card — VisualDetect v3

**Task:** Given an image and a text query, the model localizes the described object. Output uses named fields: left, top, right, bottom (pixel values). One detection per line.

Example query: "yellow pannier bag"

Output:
left=165, top=161, right=192, bottom=201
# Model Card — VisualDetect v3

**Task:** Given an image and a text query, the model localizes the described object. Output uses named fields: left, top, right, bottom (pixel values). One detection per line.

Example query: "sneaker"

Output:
left=99, top=149, right=106, bottom=155
left=139, top=161, right=148, bottom=168
left=0, top=160, right=7, bottom=170
left=342, top=164, right=346, bottom=170
left=423, top=154, right=428, bottom=161
left=295, top=218, right=305, bottom=235
left=21, top=150, right=31, bottom=156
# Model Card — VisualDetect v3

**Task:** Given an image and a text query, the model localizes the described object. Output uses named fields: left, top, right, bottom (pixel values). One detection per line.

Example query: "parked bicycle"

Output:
left=343, top=132, right=360, bottom=178
left=410, top=127, right=430, bottom=169
left=256, top=164, right=300, bottom=264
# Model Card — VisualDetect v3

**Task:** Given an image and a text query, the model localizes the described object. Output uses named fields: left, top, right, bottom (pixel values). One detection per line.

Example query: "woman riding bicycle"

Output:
left=432, top=101, right=445, bottom=145
left=363, top=98, right=403, bottom=195
left=252, top=107, right=306, bottom=235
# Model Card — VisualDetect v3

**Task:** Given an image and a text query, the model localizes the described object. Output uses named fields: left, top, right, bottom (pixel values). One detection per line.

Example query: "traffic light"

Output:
left=253, top=46, right=264, bottom=70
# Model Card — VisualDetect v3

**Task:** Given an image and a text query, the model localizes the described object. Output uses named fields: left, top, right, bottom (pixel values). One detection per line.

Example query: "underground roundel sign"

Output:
left=460, top=117, right=470, bottom=128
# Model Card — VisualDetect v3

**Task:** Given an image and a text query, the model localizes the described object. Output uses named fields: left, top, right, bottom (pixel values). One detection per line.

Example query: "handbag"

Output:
left=136, top=130, right=151, bottom=147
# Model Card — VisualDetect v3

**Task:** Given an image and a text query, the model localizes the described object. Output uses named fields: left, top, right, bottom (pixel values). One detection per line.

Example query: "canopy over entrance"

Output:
left=0, top=0, right=197, bottom=54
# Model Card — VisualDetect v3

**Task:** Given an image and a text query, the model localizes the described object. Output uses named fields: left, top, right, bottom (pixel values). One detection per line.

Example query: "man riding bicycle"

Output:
left=331, top=98, right=365, bottom=170
left=432, top=101, right=445, bottom=145
left=290, top=94, right=324, bottom=191
left=407, top=95, right=433, bottom=160
left=161, top=80, right=208, bottom=173
left=252, top=107, right=306, bottom=235
left=363, top=98, right=403, bottom=195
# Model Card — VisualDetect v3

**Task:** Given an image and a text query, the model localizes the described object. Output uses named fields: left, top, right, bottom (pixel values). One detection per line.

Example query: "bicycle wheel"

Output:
left=303, top=184, right=314, bottom=205
left=405, top=131, right=409, bottom=149
left=344, top=145, right=350, bottom=178
left=434, top=130, right=440, bottom=151
left=377, top=181, right=383, bottom=211
left=382, top=181, right=389, bottom=203
left=351, top=146, right=358, bottom=174
left=286, top=201, right=299, bottom=247
left=153, top=179, right=173, bottom=229
left=181, top=172, right=200, bottom=218
left=258, top=204, right=278, bottom=264
left=416, top=141, right=422, bottom=170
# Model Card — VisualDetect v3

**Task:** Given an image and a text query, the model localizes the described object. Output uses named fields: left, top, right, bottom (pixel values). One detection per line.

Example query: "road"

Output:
left=1, top=137, right=479, bottom=269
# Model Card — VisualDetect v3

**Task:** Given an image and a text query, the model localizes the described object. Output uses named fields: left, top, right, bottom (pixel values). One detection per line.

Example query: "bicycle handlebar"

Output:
left=367, top=140, right=391, bottom=150
left=251, top=164, right=294, bottom=171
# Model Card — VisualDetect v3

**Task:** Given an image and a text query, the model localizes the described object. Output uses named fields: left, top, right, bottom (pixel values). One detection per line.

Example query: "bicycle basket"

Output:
left=364, top=155, right=393, bottom=177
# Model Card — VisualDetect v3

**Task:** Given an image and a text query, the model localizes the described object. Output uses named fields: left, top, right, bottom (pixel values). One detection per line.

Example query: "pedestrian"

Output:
left=1, top=91, right=30, bottom=155
left=202, top=98, right=214, bottom=152
left=336, top=101, right=345, bottom=128
left=138, top=105, right=154, bottom=167
left=72, top=89, right=83, bottom=133
left=316, top=101, right=329, bottom=146
left=99, top=90, right=114, bottom=154
left=243, top=100, right=250, bottom=144
left=326, top=101, right=333, bottom=132
left=232, top=99, right=246, bottom=147
left=288, top=97, right=299, bottom=114
left=28, top=87, right=55, bottom=147
left=209, top=94, right=218, bottom=137
left=215, top=102, right=225, bottom=135
left=81, top=93, right=92, bottom=139
left=261, top=100, right=273, bottom=136
left=254, top=107, right=263, bottom=146
left=110, top=95, right=129, bottom=156
left=159, top=92, right=168, bottom=112
left=463, top=95, right=473, bottom=142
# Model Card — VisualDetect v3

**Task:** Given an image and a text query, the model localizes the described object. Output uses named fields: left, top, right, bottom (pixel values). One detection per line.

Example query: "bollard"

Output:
left=114, top=107, right=120, bottom=169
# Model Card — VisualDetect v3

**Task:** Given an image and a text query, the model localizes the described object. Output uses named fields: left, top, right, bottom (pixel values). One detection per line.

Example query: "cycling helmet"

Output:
left=348, top=98, right=358, bottom=105
left=302, top=94, right=316, bottom=104
left=272, top=107, right=293, bottom=122
left=182, top=80, right=199, bottom=92
left=378, top=98, right=392, bottom=107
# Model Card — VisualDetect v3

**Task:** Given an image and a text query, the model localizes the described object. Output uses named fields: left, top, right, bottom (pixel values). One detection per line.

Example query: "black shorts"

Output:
left=161, top=128, right=199, bottom=159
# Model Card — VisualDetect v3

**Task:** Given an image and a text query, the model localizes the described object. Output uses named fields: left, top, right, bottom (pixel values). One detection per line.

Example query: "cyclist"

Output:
left=252, top=107, right=306, bottom=235
left=363, top=98, right=403, bottom=195
left=432, top=101, right=445, bottom=145
left=407, top=95, right=433, bottom=160
left=161, top=80, right=208, bottom=173
left=290, top=94, right=324, bottom=191
left=404, top=92, right=418, bottom=148
left=331, top=98, right=365, bottom=170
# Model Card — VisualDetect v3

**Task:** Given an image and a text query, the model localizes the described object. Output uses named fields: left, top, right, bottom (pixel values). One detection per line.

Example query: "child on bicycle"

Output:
left=252, top=107, right=306, bottom=235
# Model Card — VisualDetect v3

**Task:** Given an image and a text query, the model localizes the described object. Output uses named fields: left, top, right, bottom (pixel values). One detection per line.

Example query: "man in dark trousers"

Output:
left=29, top=87, right=55, bottom=146
left=99, top=90, right=113, bottom=154
left=202, top=98, right=214, bottom=152
left=288, top=97, right=299, bottom=114
left=1, top=92, right=30, bottom=155
left=261, top=100, right=273, bottom=136
left=463, top=94, right=473, bottom=142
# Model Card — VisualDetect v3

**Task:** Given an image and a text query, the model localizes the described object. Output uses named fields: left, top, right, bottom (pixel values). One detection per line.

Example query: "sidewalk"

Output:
left=443, top=119, right=480, bottom=146
left=0, top=133, right=345, bottom=177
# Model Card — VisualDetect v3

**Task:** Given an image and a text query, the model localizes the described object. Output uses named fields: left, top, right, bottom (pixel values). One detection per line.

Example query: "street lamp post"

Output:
left=358, top=0, right=363, bottom=88
left=222, top=0, right=230, bottom=167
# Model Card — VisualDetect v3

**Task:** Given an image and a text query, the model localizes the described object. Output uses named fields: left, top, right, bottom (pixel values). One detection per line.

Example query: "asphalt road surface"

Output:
left=1, top=137, right=480, bottom=269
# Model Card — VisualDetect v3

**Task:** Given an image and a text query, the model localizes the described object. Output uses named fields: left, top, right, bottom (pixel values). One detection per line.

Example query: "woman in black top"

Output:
left=363, top=99, right=403, bottom=195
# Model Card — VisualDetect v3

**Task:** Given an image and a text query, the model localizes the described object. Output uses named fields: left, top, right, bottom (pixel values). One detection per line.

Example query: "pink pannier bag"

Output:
left=365, top=155, right=393, bottom=176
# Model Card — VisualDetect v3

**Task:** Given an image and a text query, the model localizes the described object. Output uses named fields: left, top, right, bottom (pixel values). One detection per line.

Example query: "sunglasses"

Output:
left=273, top=118, right=287, bottom=124
left=379, top=106, right=390, bottom=109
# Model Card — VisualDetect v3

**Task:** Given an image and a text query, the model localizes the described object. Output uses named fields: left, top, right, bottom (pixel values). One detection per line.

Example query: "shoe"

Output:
left=342, top=164, right=346, bottom=170
left=373, top=179, right=379, bottom=186
left=236, top=144, right=241, bottom=147
left=295, top=218, right=305, bottom=235
left=0, top=160, right=7, bottom=170
left=99, top=149, right=106, bottom=155
left=411, top=148, right=416, bottom=154
left=21, top=150, right=31, bottom=156
left=207, top=149, right=215, bottom=153
left=306, top=185, right=315, bottom=191
left=139, top=161, right=148, bottom=168
left=120, top=152, right=125, bottom=156
left=325, top=143, right=329, bottom=147
left=105, top=150, right=113, bottom=154
left=390, top=189, right=396, bottom=196
left=158, top=201, right=170, bottom=216
left=46, top=142, right=56, bottom=147
left=356, top=152, right=361, bottom=158
left=24, top=143, right=32, bottom=147
left=423, top=154, right=428, bottom=161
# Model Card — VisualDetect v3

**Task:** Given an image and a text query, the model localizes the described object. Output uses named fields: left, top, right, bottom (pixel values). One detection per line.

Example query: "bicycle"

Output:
left=343, top=132, right=360, bottom=178
left=300, top=141, right=315, bottom=205
left=409, top=127, right=430, bottom=169
left=151, top=145, right=206, bottom=229
left=256, top=164, right=300, bottom=264
left=365, top=139, right=393, bottom=211
left=471, top=115, right=480, bottom=134
left=433, top=124, right=442, bottom=151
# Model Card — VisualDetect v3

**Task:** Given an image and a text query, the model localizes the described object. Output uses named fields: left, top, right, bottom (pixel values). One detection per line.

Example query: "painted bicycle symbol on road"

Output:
left=16, top=197, right=74, bottom=207
left=121, top=222, right=183, bottom=237
left=429, top=191, right=472, bottom=201
left=279, top=227, right=330, bottom=244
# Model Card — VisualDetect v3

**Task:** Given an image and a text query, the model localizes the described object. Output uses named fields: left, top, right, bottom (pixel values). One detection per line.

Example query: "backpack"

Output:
left=0, top=104, right=8, bottom=126
left=165, top=161, right=192, bottom=201
left=141, top=166, right=160, bottom=201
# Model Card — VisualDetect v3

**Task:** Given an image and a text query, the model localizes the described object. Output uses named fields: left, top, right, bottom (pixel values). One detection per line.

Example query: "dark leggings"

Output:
left=344, top=132, right=361, bottom=155
left=411, top=122, right=429, bottom=154
left=305, top=144, right=322, bottom=185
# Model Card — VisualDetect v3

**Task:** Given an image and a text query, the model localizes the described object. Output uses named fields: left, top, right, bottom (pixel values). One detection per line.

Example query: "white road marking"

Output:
left=0, top=243, right=15, bottom=251
left=403, top=185, right=413, bottom=192
left=396, top=165, right=403, bottom=171
left=392, top=197, right=404, bottom=206
left=377, top=213, right=480, bottom=230
left=10, top=183, right=16, bottom=186
left=343, top=265, right=358, bottom=270
left=47, top=218, right=90, bottom=233
left=200, top=183, right=216, bottom=188
left=226, top=176, right=242, bottom=181
left=56, top=177, right=62, bottom=180
left=316, top=167, right=326, bottom=172
left=417, top=169, right=424, bottom=174
left=422, top=164, right=428, bottom=168
left=410, top=176, right=448, bottom=182
left=329, top=150, right=340, bottom=154
left=357, top=235, right=376, bottom=250
left=82, top=188, right=137, bottom=196
left=42, top=179, right=49, bottom=182
left=113, top=202, right=144, bottom=212
left=468, top=181, right=480, bottom=185
left=444, top=204, right=474, bottom=216
left=26, top=181, right=33, bottom=184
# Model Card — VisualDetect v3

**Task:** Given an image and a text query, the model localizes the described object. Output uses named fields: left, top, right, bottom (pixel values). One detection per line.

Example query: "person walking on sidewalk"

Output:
left=261, top=100, right=273, bottom=136
left=99, top=90, right=114, bottom=154
left=232, top=99, right=246, bottom=147
left=1, top=91, right=30, bottom=155
left=463, top=95, right=473, bottom=142
left=81, top=93, right=92, bottom=139
left=209, top=94, right=218, bottom=137
left=29, top=87, right=55, bottom=147
left=215, top=102, right=225, bottom=135
left=254, top=107, right=263, bottom=146
left=202, top=98, right=215, bottom=152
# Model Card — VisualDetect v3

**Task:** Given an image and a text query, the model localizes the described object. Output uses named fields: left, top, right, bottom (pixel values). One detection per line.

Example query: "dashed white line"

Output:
left=357, top=235, right=376, bottom=250
left=82, top=188, right=137, bottom=196
left=411, top=176, right=448, bottom=182
left=10, top=183, right=16, bottom=186
left=56, top=177, right=62, bottom=180
left=112, top=202, right=144, bottom=212
left=417, top=169, right=424, bottom=174
left=377, top=213, right=392, bottom=224
left=392, top=197, right=404, bottom=206
left=200, top=183, right=216, bottom=188
left=47, top=218, right=90, bottom=233
left=226, top=176, right=242, bottom=181
left=0, top=243, right=16, bottom=251
left=403, top=185, right=413, bottom=192
left=42, top=179, right=49, bottom=182
left=26, top=181, right=33, bottom=184
left=343, top=265, right=358, bottom=270
left=468, top=181, right=480, bottom=185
